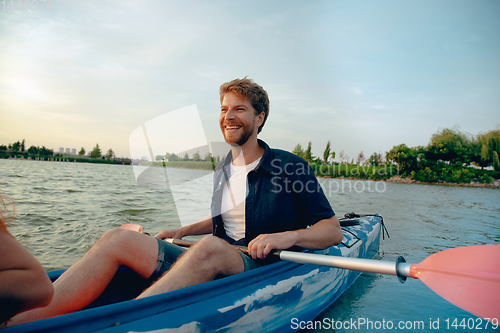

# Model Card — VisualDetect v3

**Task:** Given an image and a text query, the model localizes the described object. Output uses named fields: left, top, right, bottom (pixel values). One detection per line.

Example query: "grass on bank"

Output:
left=142, top=161, right=215, bottom=170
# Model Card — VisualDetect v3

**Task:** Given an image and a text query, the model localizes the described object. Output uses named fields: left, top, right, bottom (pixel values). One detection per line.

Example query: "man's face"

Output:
left=219, top=92, right=263, bottom=147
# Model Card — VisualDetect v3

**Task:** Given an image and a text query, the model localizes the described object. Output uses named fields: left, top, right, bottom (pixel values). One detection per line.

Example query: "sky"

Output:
left=1, top=0, right=499, bottom=161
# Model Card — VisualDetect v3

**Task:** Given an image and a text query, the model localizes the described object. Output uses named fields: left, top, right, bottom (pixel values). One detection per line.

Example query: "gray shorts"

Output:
left=147, top=237, right=260, bottom=282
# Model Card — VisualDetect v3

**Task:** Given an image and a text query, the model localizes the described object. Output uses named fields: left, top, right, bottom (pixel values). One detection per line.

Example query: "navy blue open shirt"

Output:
left=211, top=140, right=335, bottom=246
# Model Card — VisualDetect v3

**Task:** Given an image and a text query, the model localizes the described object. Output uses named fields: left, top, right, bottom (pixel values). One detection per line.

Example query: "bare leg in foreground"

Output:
left=10, top=228, right=158, bottom=326
left=10, top=233, right=245, bottom=325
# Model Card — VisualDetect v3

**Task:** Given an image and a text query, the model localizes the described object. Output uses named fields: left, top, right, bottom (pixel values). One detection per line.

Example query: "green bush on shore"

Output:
left=295, top=127, right=500, bottom=185
left=383, top=127, right=500, bottom=184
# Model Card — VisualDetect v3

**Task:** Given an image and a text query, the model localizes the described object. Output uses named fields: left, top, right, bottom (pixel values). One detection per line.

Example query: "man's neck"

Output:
left=230, top=138, right=264, bottom=167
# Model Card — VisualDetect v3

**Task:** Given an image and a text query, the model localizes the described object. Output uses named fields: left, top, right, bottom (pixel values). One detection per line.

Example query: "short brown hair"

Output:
left=219, top=77, right=270, bottom=134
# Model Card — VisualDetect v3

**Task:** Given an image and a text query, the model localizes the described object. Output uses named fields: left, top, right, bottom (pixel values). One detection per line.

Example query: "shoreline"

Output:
left=384, top=175, right=500, bottom=189
left=1, top=155, right=131, bottom=165
left=320, top=175, right=500, bottom=189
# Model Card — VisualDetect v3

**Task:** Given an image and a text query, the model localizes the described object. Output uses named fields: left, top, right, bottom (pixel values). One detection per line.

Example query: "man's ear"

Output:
left=256, top=111, right=265, bottom=127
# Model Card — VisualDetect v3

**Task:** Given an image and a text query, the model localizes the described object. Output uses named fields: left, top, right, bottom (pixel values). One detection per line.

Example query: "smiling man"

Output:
left=11, top=78, right=342, bottom=325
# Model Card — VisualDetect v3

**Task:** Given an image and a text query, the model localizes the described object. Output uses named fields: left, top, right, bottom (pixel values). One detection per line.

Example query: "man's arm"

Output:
left=247, top=215, right=343, bottom=260
left=155, top=214, right=212, bottom=239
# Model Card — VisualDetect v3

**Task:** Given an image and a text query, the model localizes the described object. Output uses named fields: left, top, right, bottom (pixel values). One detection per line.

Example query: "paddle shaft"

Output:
left=280, top=250, right=411, bottom=278
left=166, top=238, right=412, bottom=279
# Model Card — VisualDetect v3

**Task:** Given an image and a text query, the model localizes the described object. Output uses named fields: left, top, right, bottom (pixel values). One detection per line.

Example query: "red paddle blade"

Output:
left=410, top=244, right=500, bottom=319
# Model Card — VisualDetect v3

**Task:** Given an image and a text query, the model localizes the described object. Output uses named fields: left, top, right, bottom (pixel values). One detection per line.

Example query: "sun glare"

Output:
left=11, top=78, right=49, bottom=101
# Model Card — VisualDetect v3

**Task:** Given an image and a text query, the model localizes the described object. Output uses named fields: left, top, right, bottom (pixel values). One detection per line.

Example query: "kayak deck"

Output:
left=7, top=215, right=383, bottom=333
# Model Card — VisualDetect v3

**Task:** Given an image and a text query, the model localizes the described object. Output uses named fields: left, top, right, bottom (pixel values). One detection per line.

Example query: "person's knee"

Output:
left=190, top=236, right=228, bottom=262
left=189, top=236, right=245, bottom=276
left=91, top=228, right=134, bottom=255
left=99, top=227, right=127, bottom=243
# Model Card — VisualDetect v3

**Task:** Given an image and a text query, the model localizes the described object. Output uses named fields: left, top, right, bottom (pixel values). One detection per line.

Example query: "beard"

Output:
left=222, top=122, right=255, bottom=147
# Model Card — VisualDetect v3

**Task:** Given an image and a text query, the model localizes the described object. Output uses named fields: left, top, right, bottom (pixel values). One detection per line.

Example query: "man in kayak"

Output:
left=11, top=78, right=342, bottom=325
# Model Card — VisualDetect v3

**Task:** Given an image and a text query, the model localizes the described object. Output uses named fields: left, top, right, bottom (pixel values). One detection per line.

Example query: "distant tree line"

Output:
left=0, top=140, right=129, bottom=164
left=157, top=151, right=222, bottom=164
left=86, top=144, right=115, bottom=160
left=292, top=127, right=500, bottom=184
left=386, top=128, right=499, bottom=183
left=1, top=139, right=54, bottom=157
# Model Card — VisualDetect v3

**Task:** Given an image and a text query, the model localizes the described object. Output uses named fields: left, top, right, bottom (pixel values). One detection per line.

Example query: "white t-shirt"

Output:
left=221, top=157, right=261, bottom=240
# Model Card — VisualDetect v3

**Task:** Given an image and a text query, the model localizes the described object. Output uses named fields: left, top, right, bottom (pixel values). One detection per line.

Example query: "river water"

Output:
left=1, top=159, right=499, bottom=332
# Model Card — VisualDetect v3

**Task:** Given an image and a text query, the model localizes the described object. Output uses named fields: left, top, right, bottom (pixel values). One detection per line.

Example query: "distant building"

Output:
left=65, top=148, right=70, bottom=154
left=59, top=147, right=64, bottom=154
left=71, top=148, right=76, bottom=155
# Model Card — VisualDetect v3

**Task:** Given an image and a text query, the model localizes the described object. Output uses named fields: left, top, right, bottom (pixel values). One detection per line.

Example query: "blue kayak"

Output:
left=7, top=215, right=384, bottom=332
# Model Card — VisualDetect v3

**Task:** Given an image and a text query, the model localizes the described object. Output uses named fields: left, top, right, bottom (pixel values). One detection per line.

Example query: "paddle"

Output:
left=119, top=224, right=500, bottom=320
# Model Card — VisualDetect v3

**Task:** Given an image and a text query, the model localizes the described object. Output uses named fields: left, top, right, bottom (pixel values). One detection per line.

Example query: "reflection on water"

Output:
left=1, top=160, right=499, bottom=332
left=318, top=272, right=381, bottom=321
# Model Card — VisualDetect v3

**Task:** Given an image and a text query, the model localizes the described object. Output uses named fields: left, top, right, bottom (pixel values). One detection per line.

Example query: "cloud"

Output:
left=351, top=87, right=362, bottom=96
